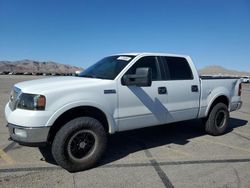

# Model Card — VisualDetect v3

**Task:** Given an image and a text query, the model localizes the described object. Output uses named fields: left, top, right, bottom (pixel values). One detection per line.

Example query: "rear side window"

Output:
left=125, top=56, right=160, bottom=81
left=162, top=57, right=193, bottom=80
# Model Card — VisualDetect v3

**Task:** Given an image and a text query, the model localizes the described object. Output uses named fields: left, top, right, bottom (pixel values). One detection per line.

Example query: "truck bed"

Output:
left=198, top=77, right=241, bottom=118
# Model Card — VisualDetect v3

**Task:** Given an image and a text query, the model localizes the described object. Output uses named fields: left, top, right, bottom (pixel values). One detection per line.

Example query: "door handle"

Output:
left=158, top=87, right=167, bottom=94
left=191, top=85, right=199, bottom=92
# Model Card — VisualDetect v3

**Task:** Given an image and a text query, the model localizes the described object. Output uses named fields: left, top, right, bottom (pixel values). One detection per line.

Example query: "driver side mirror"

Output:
left=122, top=67, right=152, bottom=87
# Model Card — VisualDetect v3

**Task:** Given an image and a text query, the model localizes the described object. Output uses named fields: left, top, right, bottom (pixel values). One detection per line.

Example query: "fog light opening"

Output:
left=14, top=128, right=27, bottom=138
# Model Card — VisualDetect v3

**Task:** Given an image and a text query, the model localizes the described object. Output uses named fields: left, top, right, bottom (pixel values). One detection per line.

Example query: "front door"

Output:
left=117, top=56, right=169, bottom=131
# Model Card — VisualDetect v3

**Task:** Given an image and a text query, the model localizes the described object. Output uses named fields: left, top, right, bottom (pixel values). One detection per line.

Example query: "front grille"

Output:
left=9, top=87, right=21, bottom=111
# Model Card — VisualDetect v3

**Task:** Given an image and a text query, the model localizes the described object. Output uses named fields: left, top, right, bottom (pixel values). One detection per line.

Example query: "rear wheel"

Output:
left=51, top=117, right=107, bottom=172
left=204, top=103, right=229, bottom=136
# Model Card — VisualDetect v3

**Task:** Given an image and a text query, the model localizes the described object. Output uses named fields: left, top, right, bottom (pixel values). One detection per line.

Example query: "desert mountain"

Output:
left=1, top=60, right=249, bottom=77
left=198, top=65, right=250, bottom=77
left=0, top=60, right=83, bottom=74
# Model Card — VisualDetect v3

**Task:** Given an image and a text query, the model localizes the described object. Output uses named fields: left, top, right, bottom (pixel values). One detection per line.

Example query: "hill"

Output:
left=1, top=60, right=248, bottom=77
left=0, top=60, right=83, bottom=74
left=198, top=65, right=250, bottom=77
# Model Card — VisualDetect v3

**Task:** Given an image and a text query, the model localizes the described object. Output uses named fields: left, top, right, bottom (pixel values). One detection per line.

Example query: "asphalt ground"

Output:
left=0, top=75, right=250, bottom=188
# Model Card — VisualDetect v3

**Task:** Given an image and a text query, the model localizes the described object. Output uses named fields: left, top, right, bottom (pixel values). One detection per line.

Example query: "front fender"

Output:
left=45, top=101, right=118, bottom=134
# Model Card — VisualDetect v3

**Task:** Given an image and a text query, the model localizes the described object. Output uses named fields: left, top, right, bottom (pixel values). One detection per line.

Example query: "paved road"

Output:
left=0, top=75, right=250, bottom=188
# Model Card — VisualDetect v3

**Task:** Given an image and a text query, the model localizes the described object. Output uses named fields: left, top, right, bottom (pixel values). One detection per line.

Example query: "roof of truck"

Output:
left=114, top=52, right=190, bottom=58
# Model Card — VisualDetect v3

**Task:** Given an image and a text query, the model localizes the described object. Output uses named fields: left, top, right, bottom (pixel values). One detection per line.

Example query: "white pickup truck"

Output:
left=5, top=53, right=242, bottom=172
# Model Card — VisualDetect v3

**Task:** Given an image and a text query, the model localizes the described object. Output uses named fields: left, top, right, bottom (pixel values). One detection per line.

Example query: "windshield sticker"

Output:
left=117, top=56, right=132, bottom=61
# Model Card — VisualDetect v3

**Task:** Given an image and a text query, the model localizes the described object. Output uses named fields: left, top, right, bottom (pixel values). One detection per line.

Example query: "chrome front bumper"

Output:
left=7, top=123, right=50, bottom=147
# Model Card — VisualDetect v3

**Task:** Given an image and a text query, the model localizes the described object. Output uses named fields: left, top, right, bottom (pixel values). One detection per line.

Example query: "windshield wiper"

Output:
left=81, top=74, right=110, bottom=80
left=81, top=75, right=95, bottom=78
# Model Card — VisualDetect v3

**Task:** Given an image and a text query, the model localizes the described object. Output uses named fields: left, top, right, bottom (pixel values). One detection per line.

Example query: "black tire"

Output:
left=51, top=117, right=107, bottom=172
left=204, top=103, right=229, bottom=136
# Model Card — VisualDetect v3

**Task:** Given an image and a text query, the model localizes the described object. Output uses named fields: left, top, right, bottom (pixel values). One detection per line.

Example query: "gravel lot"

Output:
left=0, top=75, right=250, bottom=188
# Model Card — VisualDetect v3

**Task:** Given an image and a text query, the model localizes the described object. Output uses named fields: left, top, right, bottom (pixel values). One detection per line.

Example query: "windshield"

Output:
left=79, top=55, right=135, bottom=80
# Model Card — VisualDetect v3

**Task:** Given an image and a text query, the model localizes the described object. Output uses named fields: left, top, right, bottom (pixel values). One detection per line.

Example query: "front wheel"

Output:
left=204, top=103, right=229, bottom=136
left=51, top=117, right=107, bottom=172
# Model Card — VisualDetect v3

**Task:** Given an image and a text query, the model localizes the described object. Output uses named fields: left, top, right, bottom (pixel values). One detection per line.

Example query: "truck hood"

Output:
left=15, top=76, right=107, bottom=94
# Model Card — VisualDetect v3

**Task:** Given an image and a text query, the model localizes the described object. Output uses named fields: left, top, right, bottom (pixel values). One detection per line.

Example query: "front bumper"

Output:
left=7, top=123, right=50, bottom=147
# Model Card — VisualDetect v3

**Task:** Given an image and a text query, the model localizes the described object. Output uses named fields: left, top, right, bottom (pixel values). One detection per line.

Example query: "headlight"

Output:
left=17, top=93, right=46, bottom=110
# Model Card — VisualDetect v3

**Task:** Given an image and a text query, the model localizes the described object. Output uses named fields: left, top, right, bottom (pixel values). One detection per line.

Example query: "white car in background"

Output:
left=242, top=76, right=250, bottom=83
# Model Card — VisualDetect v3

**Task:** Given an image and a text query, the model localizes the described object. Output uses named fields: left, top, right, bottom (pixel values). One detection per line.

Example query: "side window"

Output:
left=162, top=57, right=193, bottom=80
left=125, top=56, right=160, bottom=81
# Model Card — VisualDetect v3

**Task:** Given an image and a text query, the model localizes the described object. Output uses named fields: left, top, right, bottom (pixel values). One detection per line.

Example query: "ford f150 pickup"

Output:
left=5, top=53, right=242, bottom=172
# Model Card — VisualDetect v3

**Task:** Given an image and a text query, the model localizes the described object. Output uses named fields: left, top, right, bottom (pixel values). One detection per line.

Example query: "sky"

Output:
left=0, top=0, right=250, bottom=71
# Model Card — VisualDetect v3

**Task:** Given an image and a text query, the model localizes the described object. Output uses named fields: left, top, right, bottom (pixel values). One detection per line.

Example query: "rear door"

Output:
left=159, top=56, right=200, bottom=122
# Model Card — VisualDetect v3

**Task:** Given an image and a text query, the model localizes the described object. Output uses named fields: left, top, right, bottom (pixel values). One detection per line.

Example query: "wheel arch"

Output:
left=205, top=95, right=229, bottom=117
left=46, top=104, right=117, bottom=143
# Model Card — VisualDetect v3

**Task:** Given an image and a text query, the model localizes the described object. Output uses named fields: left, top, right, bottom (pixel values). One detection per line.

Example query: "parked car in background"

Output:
left=242, top=76, right=250, bottom=83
